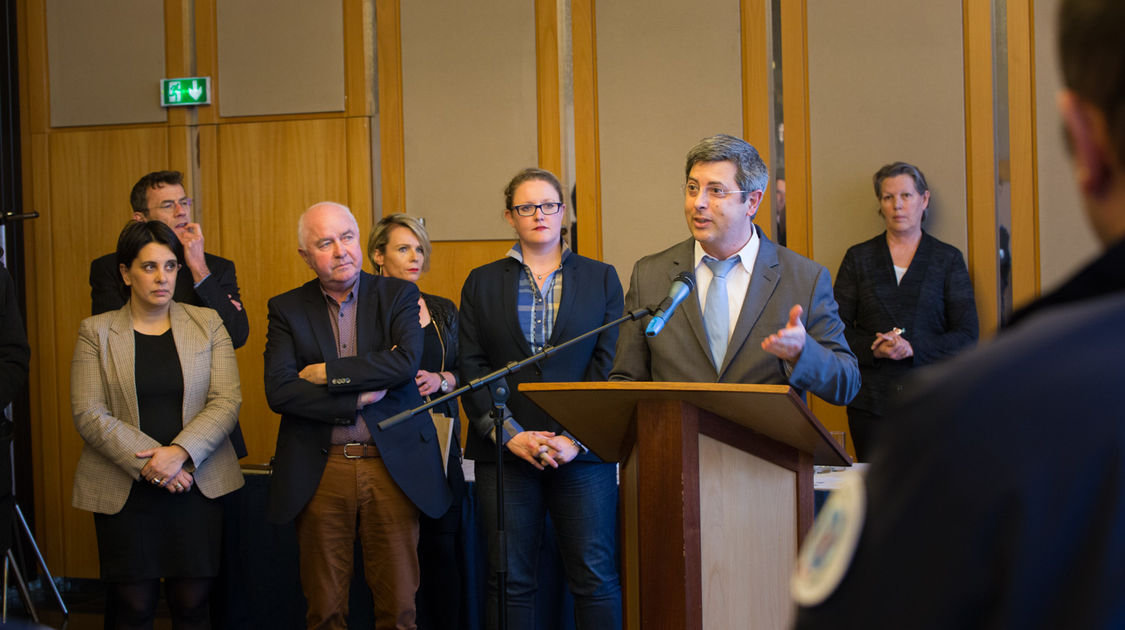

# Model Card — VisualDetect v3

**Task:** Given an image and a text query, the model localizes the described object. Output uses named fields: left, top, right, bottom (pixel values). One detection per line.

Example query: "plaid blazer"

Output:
left=70, top=302, right=244, bottom=514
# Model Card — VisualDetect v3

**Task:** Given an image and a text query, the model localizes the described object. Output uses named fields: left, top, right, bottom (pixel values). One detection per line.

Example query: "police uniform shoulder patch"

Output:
left=791, top=469, right=866, bottom=607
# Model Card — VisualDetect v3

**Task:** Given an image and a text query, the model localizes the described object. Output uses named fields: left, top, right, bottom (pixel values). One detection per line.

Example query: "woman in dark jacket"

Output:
left=368, top=213, right=465, bottom=629
left=459, top=168, right=625, bottom=629
left=834, top=162, right=979, bottom=460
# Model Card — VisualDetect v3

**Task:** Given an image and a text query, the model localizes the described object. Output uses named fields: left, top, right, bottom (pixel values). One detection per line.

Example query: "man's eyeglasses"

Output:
left=510, top=202, right=564, bottom=217
left=684, top=182, right=748, bottom=199
left=151, top=197, right=193, bottom=212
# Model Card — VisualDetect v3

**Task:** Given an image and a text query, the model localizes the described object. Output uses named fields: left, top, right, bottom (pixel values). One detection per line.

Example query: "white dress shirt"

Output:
left=693, top=230, right=760, bottom=345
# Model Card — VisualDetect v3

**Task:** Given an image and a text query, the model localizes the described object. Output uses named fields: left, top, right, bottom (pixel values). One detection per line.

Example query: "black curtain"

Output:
left=0, top=0, right=36, bottom=564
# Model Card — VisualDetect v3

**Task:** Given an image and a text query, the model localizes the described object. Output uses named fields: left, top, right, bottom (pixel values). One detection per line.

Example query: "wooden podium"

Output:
left=520, top=381, right=850, bottom=630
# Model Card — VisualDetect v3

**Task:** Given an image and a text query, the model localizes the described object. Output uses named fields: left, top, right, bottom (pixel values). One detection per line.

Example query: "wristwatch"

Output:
left=439, top=375, right=450, bottom=393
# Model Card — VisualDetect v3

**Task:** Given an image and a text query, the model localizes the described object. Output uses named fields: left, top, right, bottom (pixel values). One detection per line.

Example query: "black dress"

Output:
left=416, top=295, right=466, bottom=630
left=93, top=329, right=222, bottom=581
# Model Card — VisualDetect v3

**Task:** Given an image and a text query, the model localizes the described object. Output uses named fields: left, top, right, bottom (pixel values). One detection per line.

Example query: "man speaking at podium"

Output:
left=610, top=134, right=859, bottom=406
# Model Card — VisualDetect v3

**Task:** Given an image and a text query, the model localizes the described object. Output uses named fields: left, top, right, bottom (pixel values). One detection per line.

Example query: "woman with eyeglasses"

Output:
left=366, top=213, right=466, bottom=629
left=70, top=220, right=244, bottom=630
left=459, top=167, right=625, bottom=629
left=833, top=162, right=979, bottom=460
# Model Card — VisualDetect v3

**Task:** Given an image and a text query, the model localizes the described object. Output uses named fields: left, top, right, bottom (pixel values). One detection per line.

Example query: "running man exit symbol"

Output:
left=161, top=77, right=211, bottom=107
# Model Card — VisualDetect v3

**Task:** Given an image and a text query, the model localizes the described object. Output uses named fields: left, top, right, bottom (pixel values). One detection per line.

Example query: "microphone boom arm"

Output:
left=377, top=305, right=654, bottom=431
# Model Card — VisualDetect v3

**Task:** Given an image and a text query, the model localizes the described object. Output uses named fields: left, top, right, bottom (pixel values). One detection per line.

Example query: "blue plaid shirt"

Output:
left=507, top=243, right=570, bottom=354
left=490, top=244, right=588, bottom=453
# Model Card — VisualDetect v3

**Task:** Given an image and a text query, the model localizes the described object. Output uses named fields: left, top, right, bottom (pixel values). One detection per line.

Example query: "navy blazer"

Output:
left=458, top=251, right=624, bottom=463
left=264, top=272, right=451, bottom=523
left=90, top=251, right=249, bottom=348
left=833, top=231, right=978, bottom=415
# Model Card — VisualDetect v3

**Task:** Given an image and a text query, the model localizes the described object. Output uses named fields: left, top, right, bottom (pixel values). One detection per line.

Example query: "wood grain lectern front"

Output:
left=520, top=381, right=850, bottom=630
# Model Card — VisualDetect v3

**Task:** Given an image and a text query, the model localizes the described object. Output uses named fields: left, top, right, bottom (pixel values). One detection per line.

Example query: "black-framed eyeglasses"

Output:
left=510, top=202, right=564, bottom=217
left=151, top=197, right=193, bottom=212
left=683, top=182, right=748, bottom=199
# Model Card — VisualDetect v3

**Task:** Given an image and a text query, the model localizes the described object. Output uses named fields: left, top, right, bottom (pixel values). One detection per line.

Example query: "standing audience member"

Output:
left=368, top=214, right=466, bottom=629
left=793, top=1, right=1125, bottom=626
left=833, top=162, right=978, bottom=460
left=264, top=202, right=450, bottom=630
left=89, top=170, right=249, bottom=456
left=611, top=134, right=859, bottom=407
left=0, top=263, right=29, bottom=557
left=459, top=168, right=625, bottom=629
left=71, top=221, right=244, bottom=630
left=88, top=170, right=250, bottom=629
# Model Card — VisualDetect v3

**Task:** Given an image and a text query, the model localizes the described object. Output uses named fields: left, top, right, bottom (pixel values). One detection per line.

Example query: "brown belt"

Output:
left=326, top=442, right=380, bottom=458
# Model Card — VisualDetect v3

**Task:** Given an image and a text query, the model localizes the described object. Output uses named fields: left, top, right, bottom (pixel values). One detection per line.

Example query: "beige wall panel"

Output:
left=214, top=118, right=353, bottom=464
left=417, top=241, right=513, bottom=305
left=45, top=0, right=167, bottom=127
left=400, top=0, right=537, bottom=240
left=216, top=0, right=346, bottom=117
left=1033, top=0, right=1097, bottom=295
left=46, top=127, right=170, bottom=576
left=597, top=0, right=742, bottom=284
left=699, top=435, right=796, bottom=629
left=807, top=0, right=968, bottom=283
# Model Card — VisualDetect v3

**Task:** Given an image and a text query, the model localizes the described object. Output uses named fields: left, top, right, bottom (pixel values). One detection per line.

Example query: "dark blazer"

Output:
left=422, top=292, right=460, bottom=422
left=833, top=231, right=978, bottom=415
left=91, top=251, right=250, bottom=457
left=421, top=291, right=466, bottom=500
left=90, top=251, right=249, bottom=348
left=458, top=251, right=624, bottom=463
left=0, top=268, right=29, bottom=411
left=611, top=228, right=860, bottom=405
left=264, top=272, right=451, bottom=524
left=1006, top=235, right=1125, bottom=327
left=795, top=292, right=1125, bottom=630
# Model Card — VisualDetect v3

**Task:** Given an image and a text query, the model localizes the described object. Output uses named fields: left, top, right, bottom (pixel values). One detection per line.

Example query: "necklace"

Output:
left=532, top=263, right=559, bottom=281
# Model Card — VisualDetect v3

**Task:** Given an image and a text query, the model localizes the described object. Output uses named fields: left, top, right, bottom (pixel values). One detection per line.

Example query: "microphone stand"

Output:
left=377, top=306, right=652, bottom=629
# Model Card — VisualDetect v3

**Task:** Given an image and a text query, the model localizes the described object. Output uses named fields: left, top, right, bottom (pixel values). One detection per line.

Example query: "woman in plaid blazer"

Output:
left=70, top=220, right=243, bottom=629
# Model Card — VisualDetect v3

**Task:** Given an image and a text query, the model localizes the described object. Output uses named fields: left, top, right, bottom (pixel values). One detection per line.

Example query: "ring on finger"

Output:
left=175, top=483, right=184, bottom=490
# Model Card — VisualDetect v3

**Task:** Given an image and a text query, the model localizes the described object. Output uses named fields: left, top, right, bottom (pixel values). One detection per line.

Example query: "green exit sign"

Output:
left=161, top=77, right=211, bottom=107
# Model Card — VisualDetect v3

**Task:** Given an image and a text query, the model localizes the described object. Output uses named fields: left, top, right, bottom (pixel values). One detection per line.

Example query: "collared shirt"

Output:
left=322, top=285, right=372, bottom=444
left=507, top=243, right=571, bottom=355
left=694, top=228, right=760, bottom=344
left=488, top=243, right=579, bottom=447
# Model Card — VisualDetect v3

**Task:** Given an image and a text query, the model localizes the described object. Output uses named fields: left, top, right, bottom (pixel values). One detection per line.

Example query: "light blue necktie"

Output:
left=703, top=256, right=740, bottom=370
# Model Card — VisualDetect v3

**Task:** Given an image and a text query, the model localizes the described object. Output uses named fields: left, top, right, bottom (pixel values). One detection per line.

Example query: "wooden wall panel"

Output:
left=43, top=127, right=171, bottom=576
left=964, top=1, right=1000, bottom=335
left=1007, top=0, right=1040, bottom=309
left=213, top=118, right=354, bottom=464
left=416, top=240, right=513, bottom=306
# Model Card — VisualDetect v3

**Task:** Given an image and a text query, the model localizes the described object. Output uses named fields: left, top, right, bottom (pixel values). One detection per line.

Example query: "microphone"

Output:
left=645, top=271, right=696, bottom=337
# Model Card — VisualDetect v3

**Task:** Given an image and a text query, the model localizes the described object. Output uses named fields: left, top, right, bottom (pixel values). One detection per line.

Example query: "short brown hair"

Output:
left=1059, top=0, right=1125, bottom=165
left=130, top=171, right=184, bottom=215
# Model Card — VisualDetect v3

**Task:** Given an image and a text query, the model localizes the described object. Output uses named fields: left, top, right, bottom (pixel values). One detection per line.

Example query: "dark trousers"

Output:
left=476, top=460, right=621, bottom=630
left=847, top=406, right=882, bottom=462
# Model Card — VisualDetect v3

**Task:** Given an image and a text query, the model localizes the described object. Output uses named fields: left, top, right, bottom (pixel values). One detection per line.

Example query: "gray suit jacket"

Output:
left=611, top=228, right=860, bottom=405
left=71, top=302, right=244, bottom=514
